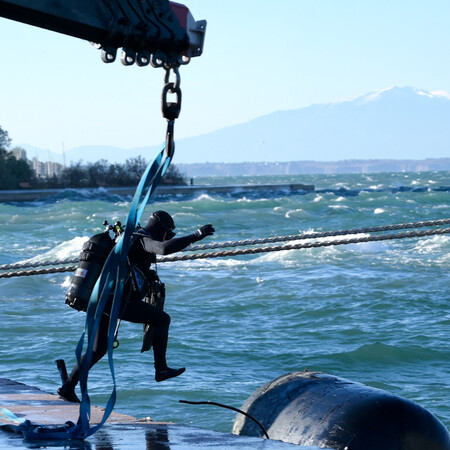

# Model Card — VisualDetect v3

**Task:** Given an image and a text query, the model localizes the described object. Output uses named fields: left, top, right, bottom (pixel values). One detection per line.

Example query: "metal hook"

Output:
left=165, top=120, right=175, bottom=158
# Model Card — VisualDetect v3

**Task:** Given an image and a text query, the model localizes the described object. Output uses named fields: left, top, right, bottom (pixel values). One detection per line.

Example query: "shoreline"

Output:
left=0, top=183, right=315, bottom=202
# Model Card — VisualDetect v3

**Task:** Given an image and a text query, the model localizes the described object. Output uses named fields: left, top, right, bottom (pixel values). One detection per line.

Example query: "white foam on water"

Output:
left=26, top=236, right=89, bottom=262
left=413, top=235, right=450, bottom=255
left=329, top=204, right=349, bottom=210
left=285, top=208, right=309, bottom=219
left=346, top=240, right=390, bottom=253
left=172, top=211, right=198, bottom=220
left=61, top=275, right=72, bottom=288
left=193, top=193, right=222, bottom=202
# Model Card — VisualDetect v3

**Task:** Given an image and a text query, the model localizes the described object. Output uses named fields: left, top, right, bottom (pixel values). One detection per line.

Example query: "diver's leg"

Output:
left=58, top=314, right=109, bottom=402
left=121, top=301, right=185, bottom=382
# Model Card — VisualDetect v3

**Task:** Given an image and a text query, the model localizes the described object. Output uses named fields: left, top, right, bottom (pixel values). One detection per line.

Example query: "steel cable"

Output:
left=1, top=226, right=448, bottom=279
left=159, top=227, right=450, bottom=263
left=186, top=218, right=450, bottom=252
left=1, top=218, right=448, bottom=272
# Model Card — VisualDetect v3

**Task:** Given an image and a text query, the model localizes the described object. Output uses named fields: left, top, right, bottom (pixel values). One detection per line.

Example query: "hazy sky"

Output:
left=1, top=0, right=449, bottom=159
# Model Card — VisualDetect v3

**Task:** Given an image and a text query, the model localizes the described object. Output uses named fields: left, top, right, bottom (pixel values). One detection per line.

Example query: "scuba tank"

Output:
left=65, top=221, right=123, bottom=311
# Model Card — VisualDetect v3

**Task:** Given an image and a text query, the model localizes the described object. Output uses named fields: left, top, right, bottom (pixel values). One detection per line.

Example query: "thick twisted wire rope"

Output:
left=0, top=265, right=79, bottom=278
left=1, top=218, right=449, bottom=272
left=159, top=227, right=450, bottom=263
left=1, top=227, right=448, bottom=278
left=0, top=256, right=79, bottom=271
left=186, top=218, right=450, bottom=252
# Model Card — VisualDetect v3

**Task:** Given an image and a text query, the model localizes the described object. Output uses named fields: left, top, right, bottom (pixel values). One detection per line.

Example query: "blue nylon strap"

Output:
left=0, top=407, right=25, bottom=424
left=16, top=144, right=174, bottom=441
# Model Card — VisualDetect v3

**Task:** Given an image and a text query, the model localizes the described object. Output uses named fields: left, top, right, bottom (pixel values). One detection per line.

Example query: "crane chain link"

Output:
left=162, top=66, right=182, bottom=121
left=161, top=66, right=181, bottom=158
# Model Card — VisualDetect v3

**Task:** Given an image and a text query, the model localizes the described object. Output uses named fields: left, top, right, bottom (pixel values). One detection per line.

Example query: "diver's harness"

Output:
left=127, top=227, right=166, bottom=353
left=65, top=222, right=165, bottom=351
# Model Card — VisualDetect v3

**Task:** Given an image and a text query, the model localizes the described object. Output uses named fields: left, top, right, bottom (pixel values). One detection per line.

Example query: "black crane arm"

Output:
left=0, top=0, right=206, bottom=67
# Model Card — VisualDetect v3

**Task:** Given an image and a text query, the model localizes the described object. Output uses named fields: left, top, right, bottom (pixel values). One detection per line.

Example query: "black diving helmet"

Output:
left=145, top=210, right=176, bottom=240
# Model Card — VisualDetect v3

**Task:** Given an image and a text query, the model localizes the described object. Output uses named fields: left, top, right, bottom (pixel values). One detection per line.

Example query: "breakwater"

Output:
left=0, top=183, right=315, bottom=202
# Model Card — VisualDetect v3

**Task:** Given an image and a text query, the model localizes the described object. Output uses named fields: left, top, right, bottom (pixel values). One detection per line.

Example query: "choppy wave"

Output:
left=330, top=342, right=446, bottom=364
left=25, top=236, right=88, bottom=262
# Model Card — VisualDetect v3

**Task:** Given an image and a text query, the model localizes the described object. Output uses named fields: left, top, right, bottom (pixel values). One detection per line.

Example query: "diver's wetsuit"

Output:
left=63, top=229, right=202, bottom=391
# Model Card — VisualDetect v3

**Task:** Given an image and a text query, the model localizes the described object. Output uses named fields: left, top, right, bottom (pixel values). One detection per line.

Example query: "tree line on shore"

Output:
left=0, top=125, right=186, bottom=190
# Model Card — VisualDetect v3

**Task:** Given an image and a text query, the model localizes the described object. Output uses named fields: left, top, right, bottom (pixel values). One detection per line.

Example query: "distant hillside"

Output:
left=177, top=158, right=450, bottom=177
left=19, top=86, right=450, bottom=165
left=175, top=87, right=450, bottom=164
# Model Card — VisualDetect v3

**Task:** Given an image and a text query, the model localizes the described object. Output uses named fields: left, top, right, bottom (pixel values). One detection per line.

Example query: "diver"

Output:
left=58, top=210, right=215, bottom=403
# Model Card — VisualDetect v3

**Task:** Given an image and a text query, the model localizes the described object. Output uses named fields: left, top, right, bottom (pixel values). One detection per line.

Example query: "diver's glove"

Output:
left=192, top=224, right=215, bottom=242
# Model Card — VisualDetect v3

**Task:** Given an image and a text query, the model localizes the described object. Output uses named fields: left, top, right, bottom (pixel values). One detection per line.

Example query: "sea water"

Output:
left=0, top=171, right=449, bottom=436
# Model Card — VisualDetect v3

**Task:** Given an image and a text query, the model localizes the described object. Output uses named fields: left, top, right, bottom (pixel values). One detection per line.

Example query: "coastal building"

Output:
left=31, top=157, right=63, bottom=178
left=11, top=147, right=27, bottom=161
left=11, top=146, right=64, bottom=178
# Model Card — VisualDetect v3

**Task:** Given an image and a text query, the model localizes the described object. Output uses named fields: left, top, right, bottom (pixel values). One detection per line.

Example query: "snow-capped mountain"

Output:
left=19, top=86, right=450, bottom=164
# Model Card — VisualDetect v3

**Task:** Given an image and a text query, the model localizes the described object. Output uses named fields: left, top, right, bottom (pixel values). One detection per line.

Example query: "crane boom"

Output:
left=0, top=0, right=206, bottom=67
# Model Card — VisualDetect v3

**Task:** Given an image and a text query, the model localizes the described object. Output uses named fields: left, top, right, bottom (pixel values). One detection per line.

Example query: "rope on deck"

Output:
left=0, top=219, right=449, bottom=279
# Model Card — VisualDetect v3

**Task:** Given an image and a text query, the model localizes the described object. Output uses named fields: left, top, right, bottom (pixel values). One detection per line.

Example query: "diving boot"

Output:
left=58, top=383, right=80, bottom=403
left=155, top=367, right=186, bottom=382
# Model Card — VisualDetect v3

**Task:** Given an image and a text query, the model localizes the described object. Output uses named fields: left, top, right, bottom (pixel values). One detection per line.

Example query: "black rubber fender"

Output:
left=232, top=371, right=450, bottom=450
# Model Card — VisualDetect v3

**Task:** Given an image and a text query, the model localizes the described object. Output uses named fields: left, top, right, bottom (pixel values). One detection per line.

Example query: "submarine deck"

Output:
left=0, top=378, right=319, bottom=449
